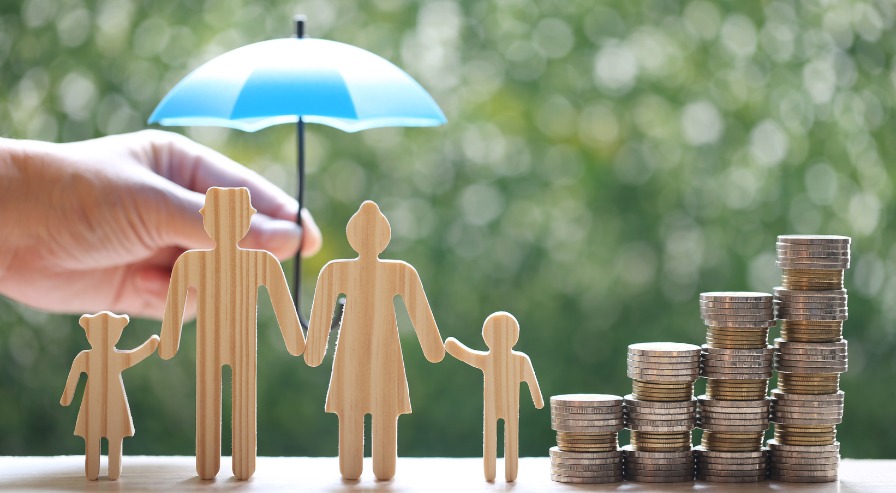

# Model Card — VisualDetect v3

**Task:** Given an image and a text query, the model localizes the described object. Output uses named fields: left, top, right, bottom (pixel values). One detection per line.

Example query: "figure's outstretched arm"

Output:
left=159, top=255, right=190, bottom=360
left=520, top=353, right=544, bottom=409
left=265, top=253, right=305, bottom=356
left=60, top=352, right=87, bottom=406
left=401, top=265, right=445, bottom=363
left=445, top=337, right=487, bottom=369
left=304, top=262, right=338, bottom=367
left=123, top=335, right=161, bottom=368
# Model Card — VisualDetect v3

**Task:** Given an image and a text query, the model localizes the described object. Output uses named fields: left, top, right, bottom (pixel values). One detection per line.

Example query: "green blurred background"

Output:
left=1, top=0, right=894, bottom=459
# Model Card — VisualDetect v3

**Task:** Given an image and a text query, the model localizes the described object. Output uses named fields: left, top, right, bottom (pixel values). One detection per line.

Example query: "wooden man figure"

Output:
left=445, top=312, right=544, bottom=482
left=60, top=312, right=159, bottom=481
left=159, top=187, right=304, bottom=481
left=304, top=200, right=445, bottom=481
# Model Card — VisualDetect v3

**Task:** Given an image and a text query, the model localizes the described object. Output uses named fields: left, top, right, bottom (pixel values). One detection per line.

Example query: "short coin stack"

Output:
left=549, top=394, right=624, bottom=484
left=624, top=343, right=700, bottom=482
left=770, top=235, right=850, bottom=483
left=696, top=292, right=774, bottom=482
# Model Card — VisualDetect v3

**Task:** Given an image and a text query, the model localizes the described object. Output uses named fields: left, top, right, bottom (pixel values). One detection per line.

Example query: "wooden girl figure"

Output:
left=305, top=200, right=445, bottom=481
left=60, top=312, right=160, bottom=481
left=445, top=312, right=544, bottom=482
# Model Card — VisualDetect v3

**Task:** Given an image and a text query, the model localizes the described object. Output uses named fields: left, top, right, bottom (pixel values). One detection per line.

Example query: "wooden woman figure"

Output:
left=445, top=312, right=544, bottom=482
left=305, top=200, right=445, bottom=481
left=60, top=312, right=159, bottom=481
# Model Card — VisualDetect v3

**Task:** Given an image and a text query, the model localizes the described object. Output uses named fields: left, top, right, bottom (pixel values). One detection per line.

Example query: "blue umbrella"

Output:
left=149, top=17, right=446, bottom=326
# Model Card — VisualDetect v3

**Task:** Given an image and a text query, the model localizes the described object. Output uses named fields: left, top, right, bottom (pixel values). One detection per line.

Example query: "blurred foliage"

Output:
left=1, top=0, right=895, bottom=460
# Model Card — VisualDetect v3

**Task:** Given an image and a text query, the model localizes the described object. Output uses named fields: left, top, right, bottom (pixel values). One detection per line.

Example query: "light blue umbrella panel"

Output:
left=148, top=19, right=446, bottom=326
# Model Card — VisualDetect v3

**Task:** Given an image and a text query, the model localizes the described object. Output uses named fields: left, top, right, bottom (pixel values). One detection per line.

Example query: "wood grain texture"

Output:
left=60, top=312, right=160, bottom=481
left=304, top=200, right=445, bottom=481
left=159, top=187, right=304, bottom=481
left=445, top=312, right=544, bottom=482
left=0, top=457, right=886, bottom=492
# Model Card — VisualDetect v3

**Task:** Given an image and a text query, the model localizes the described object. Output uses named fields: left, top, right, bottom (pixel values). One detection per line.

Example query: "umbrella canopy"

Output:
left=148, top=28, right=446, bottom=326
left=148, top=37, right=446, bottom=132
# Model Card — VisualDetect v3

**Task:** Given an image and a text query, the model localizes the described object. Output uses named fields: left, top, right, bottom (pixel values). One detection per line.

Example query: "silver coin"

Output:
left=628, top=342, right=702, bottom=356
left=551, top=474, right=623, bottom=484
left=776, top=249, right=850, bottom=259
left=776, top=235, right=851, bottom=245
left=701, top=301, right=773, bottom=310
left=776, top=352, right=848, bottom=361
left=775, top=338, right=848, bottom=350
left=770, top=389, right=844, bottom=402
left=775, top=299, right=847, bottom=308
left=550, top=394, right=624, bottom=407
left=627, top=355, right=701, bottom=365
left=703, top=319, right=777, bottom=328
left=551, top=405, right=623, bottom=415
left=701, top=305, right=774, bottom=313
left=701, top=292, right=773, bottom=302
left=621, top=446, right=693, bottom=458
left=549, top=446, right=622, bottom=457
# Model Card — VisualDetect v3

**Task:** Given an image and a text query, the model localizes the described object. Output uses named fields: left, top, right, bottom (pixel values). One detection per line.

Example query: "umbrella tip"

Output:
left=294, top=14, right=306, bottom=38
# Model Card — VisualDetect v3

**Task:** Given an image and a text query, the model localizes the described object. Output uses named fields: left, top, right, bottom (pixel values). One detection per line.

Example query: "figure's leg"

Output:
left=231, top=363, right=257, bottom=480
left=196, top=359, right=222, bottom=480
left=338, top=413, right=364, bottom=480
left=108, top=437, right=123, bottom=481
left=504, top=417, right=519, bottom=482
left=372, top=413, right=398, bottom=481
left=85, top=438, right=100, bottom=480
left=483, top=417, right=497, bottom=482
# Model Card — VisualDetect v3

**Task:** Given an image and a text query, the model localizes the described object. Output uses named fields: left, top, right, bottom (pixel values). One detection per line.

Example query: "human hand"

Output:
left=0, top=130, right=322, bottom=319
left=148, top=335, right=161, bottom=352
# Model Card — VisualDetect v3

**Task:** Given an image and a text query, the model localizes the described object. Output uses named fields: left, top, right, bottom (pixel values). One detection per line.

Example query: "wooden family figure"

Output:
left=159, top=187, right=304, bottom=480
left=305, top=200, right=445, bottom=481
left=60, top=312, right=159, bottom=480
left=446, top=312, right=544, bottom=482
left=59, top=189, right=542, bottom=483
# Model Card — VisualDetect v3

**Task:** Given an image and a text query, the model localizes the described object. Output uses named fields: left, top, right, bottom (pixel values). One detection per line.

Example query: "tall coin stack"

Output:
left=769, top=235, right=850, bottom=483
left=549, top=394, right=624, bottom=484
left=624, top=343, right=701, bottom=483
left=695, top=292, right=775, bottom=483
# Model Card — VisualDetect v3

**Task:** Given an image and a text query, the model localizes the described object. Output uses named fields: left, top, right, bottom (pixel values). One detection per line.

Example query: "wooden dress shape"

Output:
left=60, top=312, right=159, bottom=481
left=445, top=312, right=544, bottom=482
left=159, top=187, right=304, bottom=481
left=305, top=200, right=445, bottom=481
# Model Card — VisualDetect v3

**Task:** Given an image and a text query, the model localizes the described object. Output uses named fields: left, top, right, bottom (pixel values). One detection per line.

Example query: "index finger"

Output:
left=148, top=130, right=299, bottom=221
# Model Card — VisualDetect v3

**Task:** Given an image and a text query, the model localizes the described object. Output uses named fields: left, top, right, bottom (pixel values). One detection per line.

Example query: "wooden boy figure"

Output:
left=160, top=187, right=304, bottom=481
left=60, top=312, right=160, bottom=481
left=445, top=312, right=544, bottom=482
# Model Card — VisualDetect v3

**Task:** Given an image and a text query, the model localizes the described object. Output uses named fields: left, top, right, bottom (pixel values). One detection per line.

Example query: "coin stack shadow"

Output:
left=695, top=292, right=774, bottom=483
left=624, top=342, right=701, bottom=483
left=549, top=394, right=624, bottom=484
left=769, top=235, right=850, bottom=483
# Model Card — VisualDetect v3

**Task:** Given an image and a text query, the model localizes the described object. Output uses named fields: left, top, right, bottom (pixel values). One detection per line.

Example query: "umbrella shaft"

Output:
left=295, top=117, right=305, bottom=324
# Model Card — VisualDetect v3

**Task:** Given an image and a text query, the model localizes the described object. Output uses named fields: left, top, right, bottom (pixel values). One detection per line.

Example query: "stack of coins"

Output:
left=624, top=343, right=700, bottom=482
left=770, top=235, right=850, bottom=483
left=696, top=292, right=774, bottom=482
left=549, top=394, right=624, bottom=484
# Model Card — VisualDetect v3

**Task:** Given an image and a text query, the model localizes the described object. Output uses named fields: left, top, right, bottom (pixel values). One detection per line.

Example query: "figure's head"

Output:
left=200, top=187, right=256, bottom=245
left=79, top=311, right=130, bottom=348
left=346, top=201, right=391, bottom=257
left=482, top=311, right=520, bottom=349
